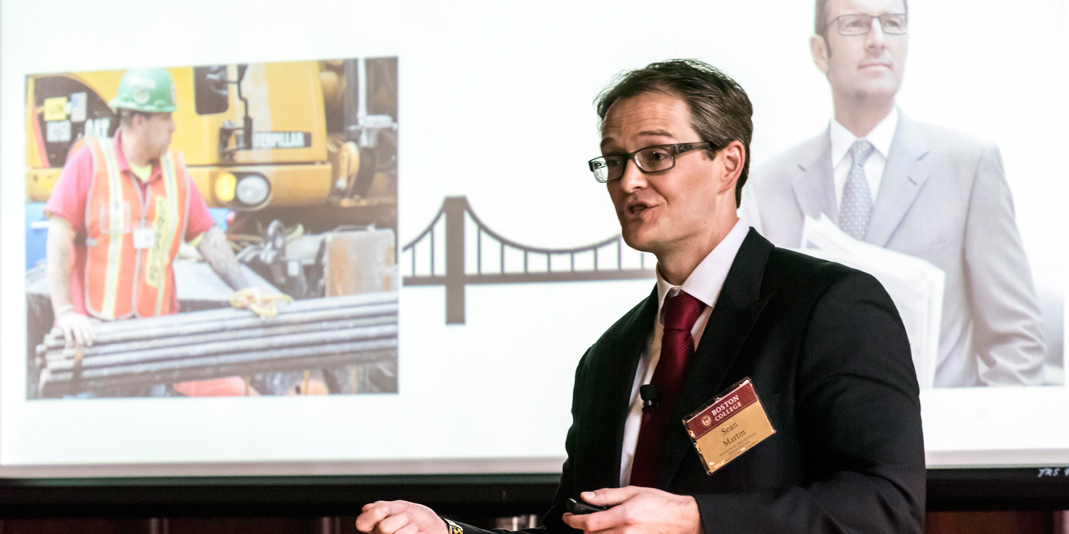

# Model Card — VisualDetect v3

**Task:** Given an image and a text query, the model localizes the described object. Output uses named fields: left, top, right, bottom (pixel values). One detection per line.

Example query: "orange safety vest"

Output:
left=83, top=137, right=190, bottom=320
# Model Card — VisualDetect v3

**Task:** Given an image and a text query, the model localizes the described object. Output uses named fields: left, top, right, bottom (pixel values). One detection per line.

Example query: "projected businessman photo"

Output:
left=743, top=0, right=1046, bottom=387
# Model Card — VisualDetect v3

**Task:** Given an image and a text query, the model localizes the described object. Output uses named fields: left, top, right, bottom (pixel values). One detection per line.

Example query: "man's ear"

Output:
left=810, top=34, right=830, bottom=75
left=717, top=140, right=746, bottom=195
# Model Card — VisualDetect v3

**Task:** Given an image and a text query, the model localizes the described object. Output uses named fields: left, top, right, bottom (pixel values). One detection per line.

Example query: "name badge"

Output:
left=133, top=227, right=155, bottom=250
left=683, top=378, right=775, bottom=475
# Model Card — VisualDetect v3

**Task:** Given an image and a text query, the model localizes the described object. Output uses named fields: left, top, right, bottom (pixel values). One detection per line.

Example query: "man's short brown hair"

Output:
left=594, top=59, right=753, bottom=208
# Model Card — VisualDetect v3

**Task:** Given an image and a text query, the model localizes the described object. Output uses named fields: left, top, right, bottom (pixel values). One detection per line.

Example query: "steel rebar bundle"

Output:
left=36, top=291, right=399, bottom=397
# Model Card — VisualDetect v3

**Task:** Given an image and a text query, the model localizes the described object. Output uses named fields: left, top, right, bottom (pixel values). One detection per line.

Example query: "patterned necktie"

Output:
left=629, top=291, right=706, bottom=488
left=840, top=139, right=876, bottom=240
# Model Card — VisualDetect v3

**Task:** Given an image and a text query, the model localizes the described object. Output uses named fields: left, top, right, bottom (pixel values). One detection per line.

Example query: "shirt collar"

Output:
left=829, top=106, right=899, bottom=168
left=655, top=218, right=749, bottom=323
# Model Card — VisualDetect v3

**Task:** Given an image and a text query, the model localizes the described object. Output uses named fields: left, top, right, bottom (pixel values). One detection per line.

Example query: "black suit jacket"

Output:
left=465, top=229, right=925, bottom=534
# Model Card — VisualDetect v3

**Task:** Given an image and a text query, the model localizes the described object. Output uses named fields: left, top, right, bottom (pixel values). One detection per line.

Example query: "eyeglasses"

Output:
left=588, top=142, right=714, bottom=183
left=827, top=13, right=908, bottom=36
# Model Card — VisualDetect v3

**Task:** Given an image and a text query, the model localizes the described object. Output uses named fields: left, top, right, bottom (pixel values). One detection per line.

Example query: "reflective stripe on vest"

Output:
left=83, top=137, right=191, bottom=320
left=99, top=138, right=125, bottom=318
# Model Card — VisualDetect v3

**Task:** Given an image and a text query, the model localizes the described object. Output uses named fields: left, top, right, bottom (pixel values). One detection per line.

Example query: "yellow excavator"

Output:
left=25, top=58, right=398, bottom=300
left=25, top=59, right=397, bottom=229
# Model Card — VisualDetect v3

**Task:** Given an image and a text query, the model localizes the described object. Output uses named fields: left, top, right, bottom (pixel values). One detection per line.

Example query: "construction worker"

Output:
left=44, top=67, right=255, bottom=396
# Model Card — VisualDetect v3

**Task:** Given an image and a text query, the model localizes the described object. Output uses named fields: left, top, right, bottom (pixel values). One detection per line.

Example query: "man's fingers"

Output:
left=588, top=509, right=624, bottom=533
left=563, top=508, right=619, bottom=533
left=74, top=321, right=90, bottom=347
left=354, top=513, right=375, bottom=533
left=83, top=319, right=98, bottom=342
left=78, top=322, right=94, bottom=346
left=355, top=500, right=444, bottom=534
left=58, top=315, right=97, bottom=348
left=73, top=322, right=87, bottom=347
left=564, top=487, right=644, bottom=533
left=355, top=514, right=383, bottom=533
left=582, top=486, right=639, bottom=506
left=378, top=513, right=411, bottom=534
left=355, top=502, right=392, bottom=532
left=561, top=512, right=586, bottom=532
left=362, top=501, right=392, bottom=518
left=62, top=325, right=74, bottom=348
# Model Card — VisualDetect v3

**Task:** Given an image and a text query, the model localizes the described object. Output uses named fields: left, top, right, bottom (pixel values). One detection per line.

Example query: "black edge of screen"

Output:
left=0, top=473, right=561, bottom=518
left=927, top=467, right=1069, bottom=511
left=0, top=469, right=1067, bottom=517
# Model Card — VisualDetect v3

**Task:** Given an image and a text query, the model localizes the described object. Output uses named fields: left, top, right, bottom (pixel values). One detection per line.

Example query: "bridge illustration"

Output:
left=403, top=197, right=656, bottom=324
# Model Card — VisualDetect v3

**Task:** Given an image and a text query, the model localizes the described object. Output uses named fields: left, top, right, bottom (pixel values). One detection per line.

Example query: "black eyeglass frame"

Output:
left=588, top=142, right=716, bottom=184
left=825, top=13, right=908, bottom=36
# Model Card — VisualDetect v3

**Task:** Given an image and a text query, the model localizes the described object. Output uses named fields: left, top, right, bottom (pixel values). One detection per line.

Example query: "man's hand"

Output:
left=356, top=500, right=449, bottom=534
left=230, top=287, right=266, bottom=309
left=55, top=310, right=99, bottom=347
left=562, top=487, right=702, bottom=534
left=230, top=287, right=292, bottom=318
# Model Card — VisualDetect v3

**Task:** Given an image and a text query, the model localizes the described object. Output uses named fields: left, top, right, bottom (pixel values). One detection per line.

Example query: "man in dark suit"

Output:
left=356, top=60, right=924, bottom=534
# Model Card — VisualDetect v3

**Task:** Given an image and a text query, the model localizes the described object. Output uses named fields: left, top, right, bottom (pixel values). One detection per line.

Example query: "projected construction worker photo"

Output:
left=24, top=58, right=399, bottom=399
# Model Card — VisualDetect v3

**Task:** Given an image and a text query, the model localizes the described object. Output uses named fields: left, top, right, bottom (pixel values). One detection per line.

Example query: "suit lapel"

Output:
left=660, top=230, right=774, bottom=489
left=584, top=287, right=656, bottom=490
left=791, top=129, right=839, bottom=224
left=865, top=113, right=931, bottom=247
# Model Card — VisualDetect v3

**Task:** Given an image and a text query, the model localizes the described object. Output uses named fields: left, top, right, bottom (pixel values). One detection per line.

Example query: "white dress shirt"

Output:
left=618, top=219, right=750, bottom=486
left=829, top=107, right=898, bottom=209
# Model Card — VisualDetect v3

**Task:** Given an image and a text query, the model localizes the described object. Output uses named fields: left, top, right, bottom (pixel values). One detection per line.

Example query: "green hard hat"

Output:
left=109, top=68, right=177, bottom=113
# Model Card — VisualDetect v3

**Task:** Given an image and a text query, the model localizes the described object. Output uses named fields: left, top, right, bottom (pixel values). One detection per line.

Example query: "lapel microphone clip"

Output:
left=640, top=384, right=659, bottom=412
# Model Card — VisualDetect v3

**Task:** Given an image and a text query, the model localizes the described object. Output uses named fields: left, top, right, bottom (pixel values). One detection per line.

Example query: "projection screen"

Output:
left=0, top=0, right=1067, bottom=478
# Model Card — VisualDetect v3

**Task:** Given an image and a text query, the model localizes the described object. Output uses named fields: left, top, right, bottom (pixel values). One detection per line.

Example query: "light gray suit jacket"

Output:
left=744, top=112, right=1045, bottom=387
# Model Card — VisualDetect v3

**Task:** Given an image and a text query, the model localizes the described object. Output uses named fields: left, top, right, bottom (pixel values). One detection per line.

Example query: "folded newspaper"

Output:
left=796, top=215, right=944, bottom=389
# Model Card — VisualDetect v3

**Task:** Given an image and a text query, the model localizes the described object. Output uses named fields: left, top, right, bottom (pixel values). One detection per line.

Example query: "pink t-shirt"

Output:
left=44, top=131, right=216, bottom=316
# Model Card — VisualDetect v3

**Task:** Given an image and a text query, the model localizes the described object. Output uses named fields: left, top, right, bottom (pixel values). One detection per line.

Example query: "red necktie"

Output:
left=629, top=291, right=705, bottom=488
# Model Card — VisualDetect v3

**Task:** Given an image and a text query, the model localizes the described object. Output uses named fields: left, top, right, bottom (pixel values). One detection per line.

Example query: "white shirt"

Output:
left=618, top=219, right=750, bottom=486
left=829, top=107, right=898, bottom=209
